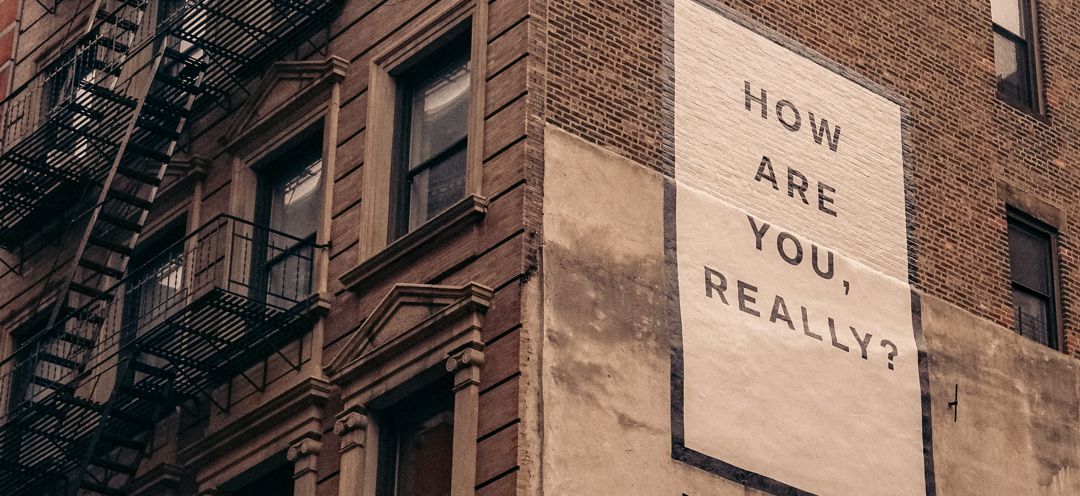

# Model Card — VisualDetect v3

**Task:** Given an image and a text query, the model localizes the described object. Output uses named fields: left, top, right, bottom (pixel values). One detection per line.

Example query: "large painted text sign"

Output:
left=670, top=1, right=932, bottom=494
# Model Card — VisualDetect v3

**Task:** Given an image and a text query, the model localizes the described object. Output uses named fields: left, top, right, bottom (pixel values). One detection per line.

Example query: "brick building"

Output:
left=0, top=0, right=1074, bottom=495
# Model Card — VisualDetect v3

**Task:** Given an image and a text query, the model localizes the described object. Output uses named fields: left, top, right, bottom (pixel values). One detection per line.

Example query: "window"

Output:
left=358, top=3, right=486, bottom=262
left=391, top=33, right=471, bottom=239
left=992, top=0, right=1040, bottom=110
left=376, top=377, right=455, bottom=496
left=225, top=459, right=294, bottom=496
left=41, top=42, right=97, bottom=164
left=254, top=134, right=322, bottom=306
left=123, top=221, right=187, bottom=339
left=1007, top=209, right=1059, bottom=348
left=5, top=313, right=48, bottom=413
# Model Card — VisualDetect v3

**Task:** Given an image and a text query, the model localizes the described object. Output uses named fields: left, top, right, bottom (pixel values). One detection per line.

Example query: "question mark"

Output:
left=880, top=339, right=898, bottom=370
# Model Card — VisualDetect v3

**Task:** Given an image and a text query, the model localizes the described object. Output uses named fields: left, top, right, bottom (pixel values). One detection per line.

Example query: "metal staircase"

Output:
left=0, top=0, right=339, bottom=494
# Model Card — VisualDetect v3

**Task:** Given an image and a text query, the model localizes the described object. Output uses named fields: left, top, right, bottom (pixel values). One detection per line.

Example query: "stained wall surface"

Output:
left=541, top=124, right=1080, bottom=496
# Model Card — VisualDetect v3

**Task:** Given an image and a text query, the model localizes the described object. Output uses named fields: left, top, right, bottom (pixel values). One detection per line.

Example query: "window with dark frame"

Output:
left=122, top=220, right=187, bottom=343
left=1007, top=210, right=1059, bottom=349
left=376, top=377, right=455, bottom=496
left=5, top=313, right=49, bottom=414
left=992, top=0, right=1039, bottom=110
left=391, top=32, right=471, bottom=240
left=253, top=133, right=323, bottom=308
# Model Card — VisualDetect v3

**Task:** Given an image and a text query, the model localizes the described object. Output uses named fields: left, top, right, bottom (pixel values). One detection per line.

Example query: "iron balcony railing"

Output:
left=1015, top=307, right=1051, bottom=348
left=0, top=0, right=338, bottom=248
left=0, top=214, right=315, bottom=427
left=2, top=0, right=336, bottom=150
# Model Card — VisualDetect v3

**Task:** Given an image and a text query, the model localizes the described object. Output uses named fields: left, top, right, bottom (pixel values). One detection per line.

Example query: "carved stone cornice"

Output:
left=180, top=377, right=331, bottom=471
left=287, top=435, right=322, bottom=480
left=325, top=282, right=494, bottom=385
left=334, top=407, right=370, bottom=452
left=224, top=56, right=350, bottom=155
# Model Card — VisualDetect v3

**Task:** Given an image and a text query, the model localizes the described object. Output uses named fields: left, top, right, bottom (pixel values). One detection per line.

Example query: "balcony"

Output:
left=0, top=215, right=317, bottom=495
left=0, top=0, right=339, bottom=249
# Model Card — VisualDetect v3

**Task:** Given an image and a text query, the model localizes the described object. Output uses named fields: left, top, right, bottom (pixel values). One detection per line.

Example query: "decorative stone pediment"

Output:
left=223, top=56, right=348, bottom=154
left=325, top=283, right=494, bottom=381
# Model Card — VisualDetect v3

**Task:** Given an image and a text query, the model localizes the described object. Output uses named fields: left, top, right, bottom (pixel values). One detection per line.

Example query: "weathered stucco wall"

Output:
left=540, top=125, right=766, bottom=496
left=540, top=124, right=1080, bottom=495
left=922, top=293, right=1080, bottom=495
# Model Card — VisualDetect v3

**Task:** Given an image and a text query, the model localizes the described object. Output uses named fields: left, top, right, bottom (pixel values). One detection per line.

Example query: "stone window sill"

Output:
left=339, top=194, right=489, bottom=292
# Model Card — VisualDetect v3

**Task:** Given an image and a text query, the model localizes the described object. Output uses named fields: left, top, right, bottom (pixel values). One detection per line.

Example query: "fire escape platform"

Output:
left=134, top=288, right=316, bottom=397
left=0, top=212, right=319, bottom=495
left=0, top=0, right=339, bottom=250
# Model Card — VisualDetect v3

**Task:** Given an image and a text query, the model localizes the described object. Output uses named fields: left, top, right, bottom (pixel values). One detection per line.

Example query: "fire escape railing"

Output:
left=0, top=0, right=336, bottom=492
left=0, top=0, right=338, bottom=249
left=0, top=214, right=315, bottom=492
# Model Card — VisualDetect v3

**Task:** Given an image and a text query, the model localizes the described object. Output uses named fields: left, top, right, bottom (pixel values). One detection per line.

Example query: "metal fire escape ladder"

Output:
left=69, top=48, right=204, bottom=496
left=0, top=1, right=338, bottom=494
left=3, top=44, right=203, bottom=494
left=0, top=3, right=204, bottom=494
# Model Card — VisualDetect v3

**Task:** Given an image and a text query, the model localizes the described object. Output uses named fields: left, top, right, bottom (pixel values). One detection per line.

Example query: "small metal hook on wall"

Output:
left=947, top=384, right=959, bottom=422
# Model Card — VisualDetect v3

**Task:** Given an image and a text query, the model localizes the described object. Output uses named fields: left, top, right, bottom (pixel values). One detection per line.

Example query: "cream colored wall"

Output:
left=539, top=124, right=1080, bottom=496
left=539, top=125, right=767, bottom=496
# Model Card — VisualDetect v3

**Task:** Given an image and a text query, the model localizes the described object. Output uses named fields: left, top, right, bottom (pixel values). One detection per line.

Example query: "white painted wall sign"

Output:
left=669, top=1, right=934, bottom=494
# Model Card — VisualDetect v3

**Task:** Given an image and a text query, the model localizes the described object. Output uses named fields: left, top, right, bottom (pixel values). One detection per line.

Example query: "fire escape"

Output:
left=0, top=1, right=338, bottom=495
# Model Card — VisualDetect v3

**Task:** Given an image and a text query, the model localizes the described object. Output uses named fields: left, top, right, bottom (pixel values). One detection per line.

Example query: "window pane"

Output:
left=408, top=59, right=470, bottom=168
left=1007, top=220, right=1050, bottom=293
left=266, top=243, right=313, bottom=308
left=408, top=146, right=467, bottom=231
left=395, top=412, right=454, bottom=496
left=991, top=0, right=1025, bottom=37
left=131, top=248, right=186, bottom=332
left=994, top=33, right=1031, bottom=107
left=270, top=156, right=322, bottom=238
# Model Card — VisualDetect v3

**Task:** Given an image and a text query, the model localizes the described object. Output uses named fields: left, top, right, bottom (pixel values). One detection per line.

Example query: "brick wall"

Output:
left=0, top=0, right=18, bottom=97
left=544, top=0, right=664, bottom=173
left=0, top=1, right=533, bottom=494
left=543, top=0, right=1080, bottom=356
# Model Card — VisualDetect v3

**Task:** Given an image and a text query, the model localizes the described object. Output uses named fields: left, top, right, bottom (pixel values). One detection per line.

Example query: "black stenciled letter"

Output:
left=748, top=215, right=770, bottom=251
left=801, top=307, right=823, bottom=341
left=818, top=182, right=837, bottom=217
left=787, top=168, right=810, bottom=205
left=828, top=318, right=850, bottom=352
left=851, top=327, right=873, bottom=359
left=808, top=111, right=842, bottom=152
left=744, top=81, right=768, bottom=119
left=775, top=100, right=802, bottom=131
left=770, top=295, right=795, bottom=330
left=811, top=245, right=834, bottom=280
left=737, top=280, right=760, bottom=317
left=776, top=232, right=803, bottom=266
left=704, top=266, right=729, bottom=304
left=754, top=156, right=779, bottom=190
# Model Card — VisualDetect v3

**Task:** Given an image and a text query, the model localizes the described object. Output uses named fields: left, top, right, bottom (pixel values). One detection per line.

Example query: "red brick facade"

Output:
left=544, top=0, right=1080, bottom=356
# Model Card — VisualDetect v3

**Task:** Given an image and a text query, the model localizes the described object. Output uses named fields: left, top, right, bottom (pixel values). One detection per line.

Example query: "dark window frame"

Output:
left=5, top=312, right=49, bottom=414
left=121, top=218, right=188, bottom=345
left=389, top=31, right=472, bottom=241
left=1006, top=208, right=1062, bottom=349
left=992, top=0, right=1041, bottom=112
left=375, top=376, right=455, bottom=496
left=251, top=129, right=323, bottom=306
